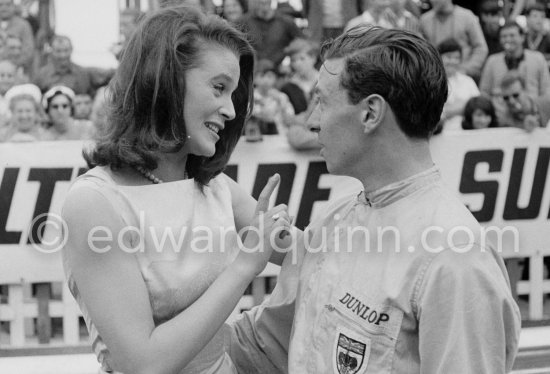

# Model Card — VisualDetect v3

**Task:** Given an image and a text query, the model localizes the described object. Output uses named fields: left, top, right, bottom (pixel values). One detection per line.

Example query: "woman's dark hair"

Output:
left=462, top=95, right=498, bottom=130
left=85, top=5, right=255, bottom=187
left=437, top=38, right=462, bottom=56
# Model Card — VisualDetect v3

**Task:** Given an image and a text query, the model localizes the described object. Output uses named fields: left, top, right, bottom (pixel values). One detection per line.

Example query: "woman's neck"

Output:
left=154, top=152, right=189, bottom=182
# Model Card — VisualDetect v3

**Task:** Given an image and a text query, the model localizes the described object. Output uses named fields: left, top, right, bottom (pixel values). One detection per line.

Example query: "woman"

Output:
left=61, top=6, right=290, bottom=374
left=462, top=95, right=499, bottom=129
left=0, top=93, right=45, bottom=142
left=42, top=85, right=95, bottom=140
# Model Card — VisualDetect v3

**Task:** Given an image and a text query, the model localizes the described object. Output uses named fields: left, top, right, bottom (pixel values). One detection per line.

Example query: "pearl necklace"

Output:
left=135, top=165, right=164, bottom=184
left=135, top=166, right=190, bottom=184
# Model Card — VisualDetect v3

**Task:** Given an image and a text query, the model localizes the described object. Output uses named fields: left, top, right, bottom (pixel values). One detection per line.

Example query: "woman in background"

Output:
left=462, top=95, right=499, bottom=129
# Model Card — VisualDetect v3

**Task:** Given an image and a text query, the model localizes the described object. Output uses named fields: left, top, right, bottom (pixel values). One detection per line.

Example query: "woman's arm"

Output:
left=62, top=178, right=285, bottom=374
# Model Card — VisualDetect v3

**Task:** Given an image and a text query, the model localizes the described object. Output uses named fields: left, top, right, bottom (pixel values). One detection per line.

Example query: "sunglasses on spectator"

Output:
left=502, top=93, right=520, bottom=102
left=51, top=103, right=70, bottom=110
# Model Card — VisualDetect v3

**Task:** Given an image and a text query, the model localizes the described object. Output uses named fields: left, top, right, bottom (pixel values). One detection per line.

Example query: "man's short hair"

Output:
left=501, top=70, right=525, bottom=90
left=321, top=26, right=448, bottom=138
left=437, top=38, right=462, bottom=56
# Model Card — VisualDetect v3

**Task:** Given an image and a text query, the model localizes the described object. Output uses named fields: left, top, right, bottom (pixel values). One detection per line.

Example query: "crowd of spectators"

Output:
left=0, top=0, right=549, bottom=146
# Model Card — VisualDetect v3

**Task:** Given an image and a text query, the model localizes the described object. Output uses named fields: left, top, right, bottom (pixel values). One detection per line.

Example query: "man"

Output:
left=420, top=0, right=488, bottom=80
left=33, top=35, right=113, bottom=97
left=479, top=0, right=504, bottom=55
left=524, top=3, right=550, bottom=67
left=480, top=21, right=550, bottom=123
left=236, top=0, right=302, bottom=66
left=228, top=27, right=521, bottom=373
left=499, top=70, right=550, bottom=130
left=0, top=0, right=34, bottom=73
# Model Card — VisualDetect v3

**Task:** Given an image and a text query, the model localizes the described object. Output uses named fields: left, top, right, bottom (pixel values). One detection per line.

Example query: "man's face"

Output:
left=502, top=80, right=529, bottom=116
left=527, top=10, right=545, bottom=33
left=51, top=39, right=73, bottom=68
left=500, top=26, right=524, bottom=55
left=0, top=0, right=14, bottom=21
left=307, top=59, right=366, bottom=176
left=73, top=94, right=93, bottom=120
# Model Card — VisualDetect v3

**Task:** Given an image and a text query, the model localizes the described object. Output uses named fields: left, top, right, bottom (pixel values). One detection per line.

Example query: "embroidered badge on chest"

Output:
left=334, top=329, right=371, bottom=374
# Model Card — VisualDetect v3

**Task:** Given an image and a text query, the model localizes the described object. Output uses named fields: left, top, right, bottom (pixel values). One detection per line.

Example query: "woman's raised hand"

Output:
left=235, top=174, right=291, bottom=277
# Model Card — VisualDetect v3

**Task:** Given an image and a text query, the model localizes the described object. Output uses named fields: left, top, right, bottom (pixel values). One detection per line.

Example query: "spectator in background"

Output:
left=237, top=0, right=303, bottom=66
left=498, top=70, right=550, bottom=130
left=302, top=0, right=360, bottom=44
left=73, top=93, right=93, bottom=121
left=480, top=0, right=504, bottom=55
left=524, top=3, right=550, bottom=67
left=33, top=35, right=113, bottom=97
left=41, top=85, right=94, bottom=140
left=0, top=0, right=34, bottom=76
left=420, top=0, right=488, bottom=81
left=221, top=0, right=247, bottom=24
left=462, top=95, right=499, bottom=129
left=251, top=59, right=294, bottom=135
left=480, top=21, right=550, bottom=121
left=0, top=93, right=45, bottom=142
left=4, top=34, right=29, bottom=82
left=0, top=58, right=16, bottom=123
left=437, top=38, right=480, bottom=132
left=280, top=38, right=318, bottom=114
left=345, top=0, right=396, bottom=30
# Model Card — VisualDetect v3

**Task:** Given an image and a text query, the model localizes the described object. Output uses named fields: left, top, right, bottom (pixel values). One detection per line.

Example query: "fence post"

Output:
left=529, top=251, right=544, bottom=320
left=8, top=283, right=25, bottom=346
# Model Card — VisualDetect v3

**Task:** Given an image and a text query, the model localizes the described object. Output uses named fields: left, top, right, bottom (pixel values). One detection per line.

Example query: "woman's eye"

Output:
left=214, top=84, right=225, bottom=94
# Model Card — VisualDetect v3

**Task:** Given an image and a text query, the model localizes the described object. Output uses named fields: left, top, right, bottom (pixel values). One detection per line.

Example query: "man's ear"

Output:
left=360, top=94, right=386, bottom=134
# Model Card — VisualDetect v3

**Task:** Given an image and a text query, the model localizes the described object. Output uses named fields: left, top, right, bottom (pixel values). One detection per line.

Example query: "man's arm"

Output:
left=227, top=235, right=306, bottom=373
left=479, top=56, right=495, bottom=97
left=416, top=246, right=521, bottom=373
left=461, top=15, right=489, bottom=77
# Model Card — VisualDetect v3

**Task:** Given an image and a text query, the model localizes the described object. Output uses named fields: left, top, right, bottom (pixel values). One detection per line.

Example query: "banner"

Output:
left=1, top=128, right=549, bottom=283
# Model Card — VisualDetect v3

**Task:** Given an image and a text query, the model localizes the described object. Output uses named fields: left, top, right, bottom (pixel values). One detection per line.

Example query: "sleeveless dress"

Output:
left=62, top=166, right=239, bottom=374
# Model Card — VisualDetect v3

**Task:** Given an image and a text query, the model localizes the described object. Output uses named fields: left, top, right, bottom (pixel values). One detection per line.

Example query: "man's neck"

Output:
left=356, top=137, right=434, bottom=194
